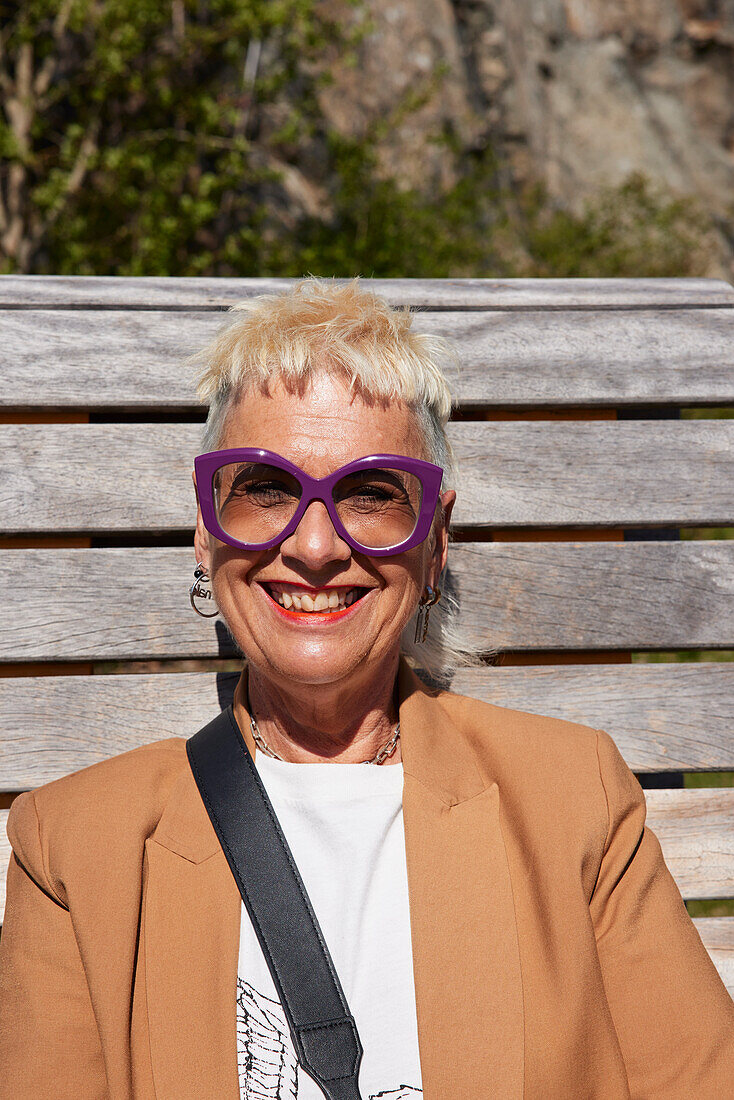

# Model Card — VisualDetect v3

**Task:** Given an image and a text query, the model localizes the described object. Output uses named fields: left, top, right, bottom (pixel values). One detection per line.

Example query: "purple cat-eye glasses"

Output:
left=194, top=448, right=444, bottom=557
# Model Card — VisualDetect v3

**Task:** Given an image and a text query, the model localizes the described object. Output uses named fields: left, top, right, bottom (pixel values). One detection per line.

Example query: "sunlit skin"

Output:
left=193, top=372, right=455, bottom=763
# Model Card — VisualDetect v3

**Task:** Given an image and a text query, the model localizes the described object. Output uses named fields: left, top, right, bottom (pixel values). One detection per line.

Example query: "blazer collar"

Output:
left=143, top=660, right=524, bottom=1099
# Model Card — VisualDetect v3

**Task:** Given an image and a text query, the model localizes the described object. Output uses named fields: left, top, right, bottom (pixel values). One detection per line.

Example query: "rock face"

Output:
left=317, top=0, right=734, bottom=274
left=316, top=0, right=485, bottom=190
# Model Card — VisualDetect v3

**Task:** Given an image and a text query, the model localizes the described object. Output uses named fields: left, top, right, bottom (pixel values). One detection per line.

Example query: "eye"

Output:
left=335, top=471, right=415, bottom=512
left=215, top=463, right=301, bottom=512
left=345, top=483, right=397, bottom=504
left=231, top=475, right=295, bottom=505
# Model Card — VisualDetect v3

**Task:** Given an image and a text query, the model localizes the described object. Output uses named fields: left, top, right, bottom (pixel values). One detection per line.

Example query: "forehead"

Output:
left=220, top=372, right=427, bottom=471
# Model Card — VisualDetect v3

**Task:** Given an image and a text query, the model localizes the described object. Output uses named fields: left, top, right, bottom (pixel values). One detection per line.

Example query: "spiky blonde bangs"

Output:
left=194, top=277, right=457, bottom=461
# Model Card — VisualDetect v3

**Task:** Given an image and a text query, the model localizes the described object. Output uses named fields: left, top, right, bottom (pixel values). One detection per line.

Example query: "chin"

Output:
left=249, top=637, right=378, bottom=688
left=271, top=650, right=367, bottom=687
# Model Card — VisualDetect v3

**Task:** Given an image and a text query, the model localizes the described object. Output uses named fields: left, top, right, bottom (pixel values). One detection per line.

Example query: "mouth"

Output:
left=260, top=582, right=372, bottom=620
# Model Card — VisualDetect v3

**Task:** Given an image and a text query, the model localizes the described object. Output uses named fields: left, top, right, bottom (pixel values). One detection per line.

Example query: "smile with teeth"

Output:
left=264, top=583, right=367, bottom=614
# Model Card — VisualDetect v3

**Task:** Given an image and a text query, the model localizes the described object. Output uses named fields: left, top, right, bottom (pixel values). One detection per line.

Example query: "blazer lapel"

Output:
left=399, top=663, right=525, bottom=1098
left=142, top=711, right=257, bottom=1100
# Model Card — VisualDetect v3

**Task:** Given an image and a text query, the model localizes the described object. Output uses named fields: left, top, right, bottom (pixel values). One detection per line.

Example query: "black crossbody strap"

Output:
left=186, top=705, right=364, bottom=1100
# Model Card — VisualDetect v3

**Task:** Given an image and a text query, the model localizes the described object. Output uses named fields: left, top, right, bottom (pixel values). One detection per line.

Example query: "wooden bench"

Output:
left=1, top=275, right=733, bottom=997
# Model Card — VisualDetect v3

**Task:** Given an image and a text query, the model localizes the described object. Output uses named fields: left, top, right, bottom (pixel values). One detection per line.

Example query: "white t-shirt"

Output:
left=237, top=753, right=423, bottom=1100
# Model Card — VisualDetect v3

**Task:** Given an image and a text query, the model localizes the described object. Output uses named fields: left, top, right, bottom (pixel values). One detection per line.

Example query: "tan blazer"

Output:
left=1, top=661, right=733, bottom=1099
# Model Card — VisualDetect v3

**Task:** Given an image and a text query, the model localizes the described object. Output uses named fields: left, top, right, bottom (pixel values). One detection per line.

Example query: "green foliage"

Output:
left=686, top=899, right=734, bottom=917
left=503, top=172, right=713, bottom=278
left=1, top=0, right=360, bottom=274
left=0, top=0, right=717, bottom=277
left=633, top=650, right=734, bottom=662
left=267, top=134, right=504, bottom=278
left=280, top=135, right=713, bottom=279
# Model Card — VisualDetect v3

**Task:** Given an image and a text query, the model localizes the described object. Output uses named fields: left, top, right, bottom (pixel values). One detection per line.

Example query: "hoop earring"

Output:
left=190, top=562, right=218, bottom=618
left=414, top=584, right=441, bottom=644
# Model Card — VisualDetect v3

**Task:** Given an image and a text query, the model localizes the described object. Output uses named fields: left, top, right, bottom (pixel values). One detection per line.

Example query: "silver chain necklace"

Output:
left=249, top=712, right=401, bottom=766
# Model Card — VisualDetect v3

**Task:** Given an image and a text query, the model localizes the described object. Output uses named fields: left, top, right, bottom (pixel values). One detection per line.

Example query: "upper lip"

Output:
left=258, top=581, right=374, bottom=592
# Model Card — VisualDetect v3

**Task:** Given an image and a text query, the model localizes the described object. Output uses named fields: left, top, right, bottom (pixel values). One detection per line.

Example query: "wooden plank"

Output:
left=646, top=789, right=734, bottom=899
left=0, top=674, right=232, bottom=789
left=451, top=662, right=734, bottom=772
left=449, top=541, right=734, bottom=652
left=0, top=543, right=732, bottom=661
left=2, top=308, right=734, bottom=410
left=1, top=664, right=734, bottom=788
left=2, top=809, right=9, bottom=915
left=3, top=795, right=733, bottom=924
left=3, top=420, right=733, bottom=533
left=692, top=918, right=734, bottom=997
left=0, top=276, right=732, bottom=311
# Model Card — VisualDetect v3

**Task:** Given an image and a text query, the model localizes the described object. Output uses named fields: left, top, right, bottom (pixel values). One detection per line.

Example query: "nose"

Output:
left=279, top=499, right=351, bottom=570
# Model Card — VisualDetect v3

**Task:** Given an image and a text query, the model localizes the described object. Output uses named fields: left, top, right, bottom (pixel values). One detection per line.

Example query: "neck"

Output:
left=237, top=658, right=402, bottom=764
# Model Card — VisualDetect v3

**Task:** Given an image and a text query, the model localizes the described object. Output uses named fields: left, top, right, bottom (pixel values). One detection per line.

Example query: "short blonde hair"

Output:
left=192, top=276, right=482, bottom=681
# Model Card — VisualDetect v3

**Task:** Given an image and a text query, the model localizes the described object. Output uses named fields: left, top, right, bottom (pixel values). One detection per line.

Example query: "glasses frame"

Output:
left=194, top=447, right=444, bottom=557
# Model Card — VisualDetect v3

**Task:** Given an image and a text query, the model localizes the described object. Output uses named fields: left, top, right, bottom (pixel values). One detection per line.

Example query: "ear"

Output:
left=427, top=489, right=455, bottom=588
left=192, top=469, right=211, bottom=571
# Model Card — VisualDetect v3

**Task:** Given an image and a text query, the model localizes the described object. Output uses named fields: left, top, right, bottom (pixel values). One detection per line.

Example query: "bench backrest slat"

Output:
left=3, top=306, right=734, bottom=409
left=1, top=544, right=731, bottom=662
left=0, top=665, right=733, bottom=789
left=3, top=420, right=734, bottom=531
left=1, top=275, right=732, bottom=309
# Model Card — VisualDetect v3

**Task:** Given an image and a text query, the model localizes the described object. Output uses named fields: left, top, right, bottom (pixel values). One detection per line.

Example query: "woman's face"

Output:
left=194, top=372, right=455, bottom=691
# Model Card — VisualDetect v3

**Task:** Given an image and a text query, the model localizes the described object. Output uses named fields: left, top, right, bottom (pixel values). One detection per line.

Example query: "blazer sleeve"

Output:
left=589, top=728, right=734, bottom=1099
left=0, top=791, right=108, bottom=1099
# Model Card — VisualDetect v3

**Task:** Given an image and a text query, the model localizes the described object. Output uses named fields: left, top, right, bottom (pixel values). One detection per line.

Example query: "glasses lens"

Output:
left=213, top=462, right=301, bottom=545
left=333, top=467, right=423, bottom=550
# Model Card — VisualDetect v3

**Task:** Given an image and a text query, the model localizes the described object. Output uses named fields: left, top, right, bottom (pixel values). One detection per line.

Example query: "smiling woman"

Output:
left=194, top=277, right=470, bottom=687
left=1, top=278, right=733, bottom=1100
left=191, top=370, right=455, bottom=763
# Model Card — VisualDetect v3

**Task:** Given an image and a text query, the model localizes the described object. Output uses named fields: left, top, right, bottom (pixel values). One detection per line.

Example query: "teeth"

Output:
left=268, top=585, right=363, bottom=613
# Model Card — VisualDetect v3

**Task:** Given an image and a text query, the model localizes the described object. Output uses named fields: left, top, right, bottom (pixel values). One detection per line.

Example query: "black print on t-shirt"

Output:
left=236, top=978, right=422, bottom=1100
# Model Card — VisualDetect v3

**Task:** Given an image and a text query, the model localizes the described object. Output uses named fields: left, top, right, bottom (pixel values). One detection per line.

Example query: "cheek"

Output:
left=209, top=549, right=262, bottom=611
left=379, top=549, right=429, bottom=610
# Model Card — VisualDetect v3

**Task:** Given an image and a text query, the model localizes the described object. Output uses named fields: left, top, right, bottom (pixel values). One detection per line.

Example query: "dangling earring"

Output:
left=189, top=562, right=218, bottom=618
left=414, top=585, right=441, bottom=644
